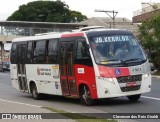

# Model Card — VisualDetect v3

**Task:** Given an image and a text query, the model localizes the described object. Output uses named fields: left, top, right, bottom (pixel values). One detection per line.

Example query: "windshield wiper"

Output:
left=108, top=59, right=121, bottom=61
left=107, top=59, right=122, bottom=63
left=123, top=58, right=144, bottom=63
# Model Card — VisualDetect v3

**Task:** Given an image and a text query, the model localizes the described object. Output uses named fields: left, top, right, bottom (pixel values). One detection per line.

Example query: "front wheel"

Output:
left=127, top=94, right=141, bottom=102
left=80, top=85, right=94, bottom=106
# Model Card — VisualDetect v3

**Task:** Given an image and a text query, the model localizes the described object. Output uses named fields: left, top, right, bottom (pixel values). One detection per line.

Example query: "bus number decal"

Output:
left=77, top=68, right=84, bottom=74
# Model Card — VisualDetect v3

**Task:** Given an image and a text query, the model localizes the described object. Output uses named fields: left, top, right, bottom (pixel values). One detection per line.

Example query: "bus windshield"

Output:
left=89, top=34, right=146, bottom=65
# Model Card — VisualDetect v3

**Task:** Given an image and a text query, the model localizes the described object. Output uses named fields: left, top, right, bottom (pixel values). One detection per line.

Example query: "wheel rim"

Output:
left=82, top=86, right=91, bottom=103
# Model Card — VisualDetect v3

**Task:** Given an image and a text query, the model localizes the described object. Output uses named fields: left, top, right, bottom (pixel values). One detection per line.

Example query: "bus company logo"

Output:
left=115, top=69, right=121, bottom=76
left=2, top=114, right=11, bottom=119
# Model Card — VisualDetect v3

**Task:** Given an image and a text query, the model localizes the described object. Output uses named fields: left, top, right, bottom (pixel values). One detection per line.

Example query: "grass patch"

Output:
left=43, top=106, right=117, bottom=122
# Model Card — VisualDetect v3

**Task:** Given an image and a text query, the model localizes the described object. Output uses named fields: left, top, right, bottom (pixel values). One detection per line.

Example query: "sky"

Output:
left=0, top=0, right=160, bottom=21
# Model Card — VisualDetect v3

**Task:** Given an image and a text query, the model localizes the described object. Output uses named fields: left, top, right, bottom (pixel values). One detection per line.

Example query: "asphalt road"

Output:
left=0, top=71, right=75, bottom=122
left=0, top=71, right=160, bottom=122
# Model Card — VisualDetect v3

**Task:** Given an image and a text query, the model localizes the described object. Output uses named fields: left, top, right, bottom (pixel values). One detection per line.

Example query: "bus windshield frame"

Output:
left=88, top=34, right=147, bottom=66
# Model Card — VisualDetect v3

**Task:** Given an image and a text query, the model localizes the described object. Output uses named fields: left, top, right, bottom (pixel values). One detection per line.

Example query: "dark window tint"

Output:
left=34, top=40, right=46, bottom=64
left=76, top=41, right=90, bottom=59
left=21, top=44, right=27, bottom=64
left=67, top=42, right=74, bottom=76
left=26, top=42, right=33, bottom=63
left=11, top=43, right=17, bottom=63
left=60, top=42, right=66, bottom=76
left=75, top=37, right=92, bottom=66
left=48, top=39, right=58, bottom=64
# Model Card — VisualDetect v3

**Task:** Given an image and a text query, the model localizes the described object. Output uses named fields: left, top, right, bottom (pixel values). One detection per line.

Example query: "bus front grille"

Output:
left=117, top=74, right=142, bottom=83
left=121, top=85, right=141, bottom=92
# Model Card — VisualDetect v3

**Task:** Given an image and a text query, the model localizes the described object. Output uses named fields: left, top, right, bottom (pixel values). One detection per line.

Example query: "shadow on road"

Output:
left=96, top=97, right=141, bottom=106
left=19, top=93, right=141, bottom=106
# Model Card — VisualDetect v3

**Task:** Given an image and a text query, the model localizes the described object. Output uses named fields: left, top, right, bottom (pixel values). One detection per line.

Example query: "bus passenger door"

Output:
left=59, top=41, right=77, bottom=96
left=17, top=44, right=28, bottom=92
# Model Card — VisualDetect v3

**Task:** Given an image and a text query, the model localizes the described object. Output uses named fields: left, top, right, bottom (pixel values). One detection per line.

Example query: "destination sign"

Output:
left=93, top=35, right=131, bottom=43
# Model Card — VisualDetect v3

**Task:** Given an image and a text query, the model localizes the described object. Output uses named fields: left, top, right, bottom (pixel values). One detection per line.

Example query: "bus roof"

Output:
left=12, top=28, right=133, bottom=43
left=85, top=29, right=133, bottom=38
left=12, top=31, right=85, bottom=42
left=12, top=33, right=62, bottom=42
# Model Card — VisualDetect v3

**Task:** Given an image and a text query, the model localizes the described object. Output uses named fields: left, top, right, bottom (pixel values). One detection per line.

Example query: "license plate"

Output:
left=126, top=82, right=137, bottom=87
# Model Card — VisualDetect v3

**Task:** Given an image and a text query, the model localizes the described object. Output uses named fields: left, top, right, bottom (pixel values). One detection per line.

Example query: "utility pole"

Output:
left=95, top=10, right=118, bottom=28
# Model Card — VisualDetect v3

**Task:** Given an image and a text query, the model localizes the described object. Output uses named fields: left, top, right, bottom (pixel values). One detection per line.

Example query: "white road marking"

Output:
left=0, top=98, right=42, bottom=108
left=142, top=96, right=160, bottom=101
left=0, top=73, right=10, bottom=76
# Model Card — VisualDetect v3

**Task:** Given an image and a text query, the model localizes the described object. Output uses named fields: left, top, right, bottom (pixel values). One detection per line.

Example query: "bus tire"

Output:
left=127, top=94, right=141, bottom=102
left=31, top=83, right=42, bottom=100
left=80, top=85, right=94, bottom=106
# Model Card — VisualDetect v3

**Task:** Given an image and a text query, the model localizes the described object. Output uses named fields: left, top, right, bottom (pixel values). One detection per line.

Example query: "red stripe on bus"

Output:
left=98, top=65, right=130, bottom=78
left=61, top=33, right=84, bottom=38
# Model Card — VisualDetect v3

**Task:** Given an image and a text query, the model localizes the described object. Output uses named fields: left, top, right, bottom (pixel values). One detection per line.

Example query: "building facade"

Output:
left=133, top=3, right=160, bottom=23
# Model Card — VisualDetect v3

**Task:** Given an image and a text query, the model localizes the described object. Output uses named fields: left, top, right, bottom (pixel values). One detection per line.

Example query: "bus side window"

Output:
left=34, top=40, right=46, bottom=64
left=77, top=41, right=90, bottom=59
left=26, top=42, right=33, bottom=64
left=11, top=43, right=17, bottom=64
left=45, top=40, right=49, bottom=63
left=33, top=41, right=37, bottom=63
left=75, top=37, right=93, bottom=66
left=48, top=39, right=58, bottom=64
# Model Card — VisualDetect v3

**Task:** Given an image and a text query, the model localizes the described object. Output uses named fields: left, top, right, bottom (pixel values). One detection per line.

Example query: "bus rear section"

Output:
left=10, top=29, right=151, bottom=106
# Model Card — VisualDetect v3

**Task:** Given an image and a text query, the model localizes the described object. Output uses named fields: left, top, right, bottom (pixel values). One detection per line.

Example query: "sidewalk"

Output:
left=152, top=75, right=160, bottom=79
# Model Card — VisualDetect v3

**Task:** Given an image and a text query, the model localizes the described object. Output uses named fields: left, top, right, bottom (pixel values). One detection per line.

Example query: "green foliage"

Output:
left=138, top=16, right=160, bottom=70
left=7, top=0, right=87, bottom=23
left=69, top=10, right=87, bottom=23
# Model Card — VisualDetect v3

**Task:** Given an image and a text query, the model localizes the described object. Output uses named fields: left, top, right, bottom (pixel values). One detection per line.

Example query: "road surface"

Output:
left=0, top=71, right=159, bottom=122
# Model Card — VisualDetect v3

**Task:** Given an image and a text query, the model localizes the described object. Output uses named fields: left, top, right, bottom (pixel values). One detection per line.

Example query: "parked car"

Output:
left=2, top=61, right=10, bottom=72
left=0, top=62, right=2, bottom=72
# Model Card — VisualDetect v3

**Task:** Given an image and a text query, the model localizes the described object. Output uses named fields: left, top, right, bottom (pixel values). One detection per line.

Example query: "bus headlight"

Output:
left=144, top=74, right=149, bottom=78
left=108, top=78, right=115, bottom=84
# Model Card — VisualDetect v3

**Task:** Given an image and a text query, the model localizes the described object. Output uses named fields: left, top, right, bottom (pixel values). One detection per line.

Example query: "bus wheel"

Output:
left=80, top=85, right=94, bottom=106
left=127, top=94, right=141, bottom=102
left=31, top=83, right=41, bottom=100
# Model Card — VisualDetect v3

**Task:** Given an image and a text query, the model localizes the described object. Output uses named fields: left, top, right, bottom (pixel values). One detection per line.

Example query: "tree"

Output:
left=69, top=10, right=87, bottom=23
left=138, top=16, right=160, bottom=70
left=7, top=0, right=87, bottom=23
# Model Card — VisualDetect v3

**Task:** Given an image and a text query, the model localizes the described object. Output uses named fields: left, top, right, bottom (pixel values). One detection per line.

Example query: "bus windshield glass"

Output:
left=89, top=34, right=146, bottom=65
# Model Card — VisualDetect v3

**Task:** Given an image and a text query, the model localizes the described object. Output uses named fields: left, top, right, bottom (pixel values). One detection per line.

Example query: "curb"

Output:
left=152, top=75, right=160, bottom=78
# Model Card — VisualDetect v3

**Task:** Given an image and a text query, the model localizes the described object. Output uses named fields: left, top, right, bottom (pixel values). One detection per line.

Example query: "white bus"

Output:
left=10, top=28, right=151, bottom=105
